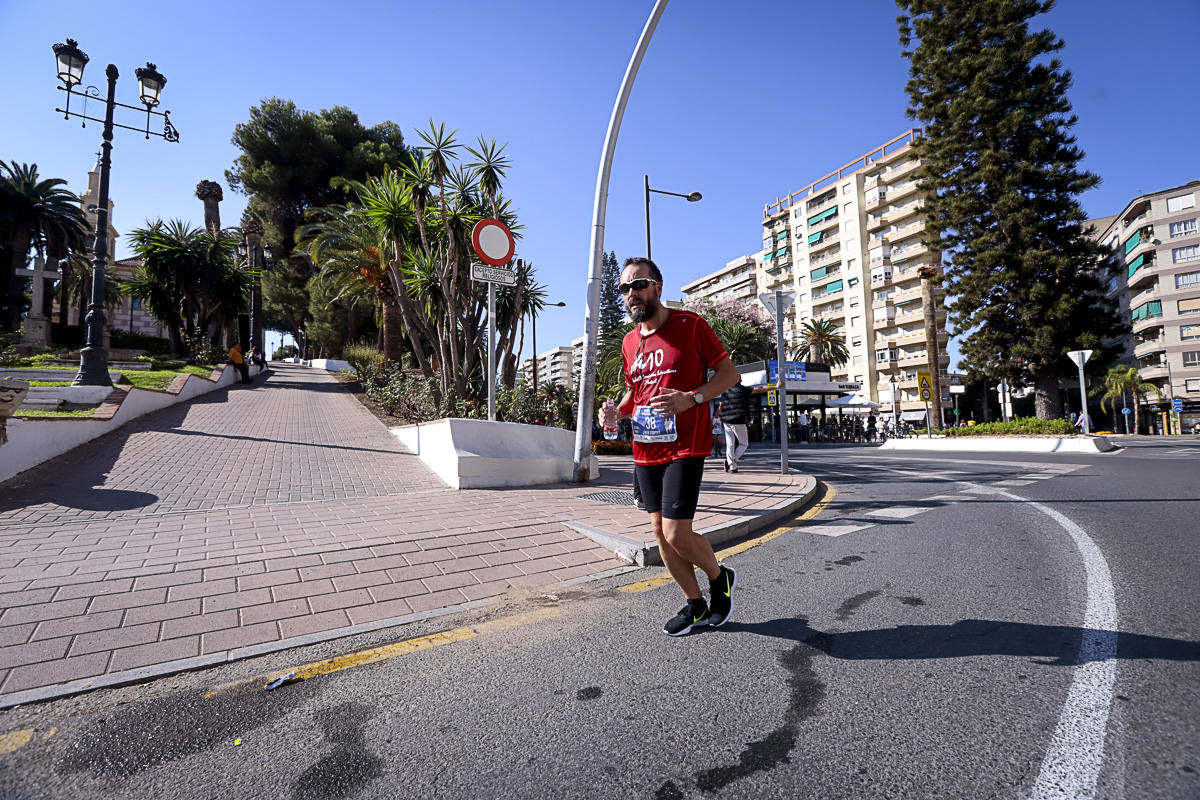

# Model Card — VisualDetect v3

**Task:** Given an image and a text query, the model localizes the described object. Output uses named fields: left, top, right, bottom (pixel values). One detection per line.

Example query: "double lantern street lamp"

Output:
left=643, top=175, right=701, bottom=260
left=52, top=38, right=180, bottom=387
left=236, top=223, right=272, bottom=353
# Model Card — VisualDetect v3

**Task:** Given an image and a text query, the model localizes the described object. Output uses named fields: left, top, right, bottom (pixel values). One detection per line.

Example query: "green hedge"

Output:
left=942, top=416, right=1075, bottom=436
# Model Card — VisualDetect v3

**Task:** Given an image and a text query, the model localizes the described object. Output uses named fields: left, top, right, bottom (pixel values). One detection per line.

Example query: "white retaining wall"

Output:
left=0, top=364, right=262, bottom=484
left=391, top=418, right=599, bottom=489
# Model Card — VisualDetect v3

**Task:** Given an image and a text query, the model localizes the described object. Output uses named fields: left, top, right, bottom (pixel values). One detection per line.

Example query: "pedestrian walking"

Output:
left=797, top=409, right=811, bottom=444
left=603, top=257, right=741, bottom=636
left=867, top=413, right=878, bottom=442
left=717, top=378, right=753, bottom=472
left=228, top=341, right=251, bottom=384
left=711, top=415, right=724, bottom=459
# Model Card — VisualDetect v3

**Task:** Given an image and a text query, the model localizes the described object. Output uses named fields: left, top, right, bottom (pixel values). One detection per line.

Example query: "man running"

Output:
left=605, top=257, right=741, bottom=636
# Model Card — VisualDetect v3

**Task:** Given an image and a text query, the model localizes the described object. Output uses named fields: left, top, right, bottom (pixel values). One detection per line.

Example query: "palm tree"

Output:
left=0, top=161, right=90, bottom=333
left=124, top=220, right=251, bottom=355
left=789, top=318, right=850, bottom=367
left=1099, top=364, right=1162, bottom=435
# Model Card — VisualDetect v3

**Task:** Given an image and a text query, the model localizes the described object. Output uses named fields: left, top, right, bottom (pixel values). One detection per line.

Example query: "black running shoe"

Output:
left=663, top=598, right=710, bottom=637
left=707, top=566, right=737, bottom=627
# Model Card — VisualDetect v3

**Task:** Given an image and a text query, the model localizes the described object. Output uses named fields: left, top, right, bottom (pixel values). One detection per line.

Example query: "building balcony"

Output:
left=889, top=219, right=924, bottom=242
left=871, top=270, right=895, bottom=286
left=811, top=248, right=841, bottom=266
left=1134, top=338, right=1165, bottom=359
left=867, top=214, right=889, bottom=232
left=1130, top=285, right=1158, bottom=309
left=1126, top=254, right=1156, bottom=289
left=886, top=179, right=920, bottom=203
left=1132, top=313, right=1164, bottom=335
left=886, top=158, right=922, bottom=180
left=804, top=191, right=837, bottom=215
left=865, top=190, right=887, bottom=210
left=1121, top=200, right=1151, bottom=230
left=889, top=199, right=922, bottom=223
left=809, top=232, right=841, bottom=255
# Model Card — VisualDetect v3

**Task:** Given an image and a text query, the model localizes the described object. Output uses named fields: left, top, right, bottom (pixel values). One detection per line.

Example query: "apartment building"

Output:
left=679, top=255, right=759, bottom=306
left=1096, top=181, right=1200, bottom=432
left=684, top=130, right=949, bottom=421
left=522, top=345, right=574, bottom=390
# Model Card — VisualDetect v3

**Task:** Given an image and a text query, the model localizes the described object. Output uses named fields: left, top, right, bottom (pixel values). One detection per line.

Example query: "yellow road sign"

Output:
left=917, top=371, right=932, bottom=389
left=767, top=389, right=778, bottom=406
left=919, top=388, right=933, bottom=402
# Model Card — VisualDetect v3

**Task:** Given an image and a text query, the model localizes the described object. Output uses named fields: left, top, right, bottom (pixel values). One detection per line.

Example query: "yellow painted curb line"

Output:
left=618, top=483, right=836, bottom=594
left=207, top=607, right=566, bottom=699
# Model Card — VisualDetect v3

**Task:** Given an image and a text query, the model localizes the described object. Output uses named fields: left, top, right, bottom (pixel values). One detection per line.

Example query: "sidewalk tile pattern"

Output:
left=0, top=364, right=800, bottom=698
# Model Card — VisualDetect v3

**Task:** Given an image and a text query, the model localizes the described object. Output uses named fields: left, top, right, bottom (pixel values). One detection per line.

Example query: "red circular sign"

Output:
left=471, top=218, right=515, bottom=266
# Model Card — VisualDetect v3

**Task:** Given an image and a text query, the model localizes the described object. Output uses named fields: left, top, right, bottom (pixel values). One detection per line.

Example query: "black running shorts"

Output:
left=634, top=457, right=706, bottom=520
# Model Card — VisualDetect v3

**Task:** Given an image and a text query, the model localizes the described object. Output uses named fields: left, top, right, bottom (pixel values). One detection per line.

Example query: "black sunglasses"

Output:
left=619, top=278, right=656, bottom=294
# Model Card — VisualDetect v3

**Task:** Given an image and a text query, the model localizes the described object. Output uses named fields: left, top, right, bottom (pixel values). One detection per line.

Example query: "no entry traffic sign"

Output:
left=471, top=218, right=516, bottom=267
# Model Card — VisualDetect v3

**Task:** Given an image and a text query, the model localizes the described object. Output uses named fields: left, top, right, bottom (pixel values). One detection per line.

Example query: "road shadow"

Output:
left=717, top=617, right=1200, bottom=666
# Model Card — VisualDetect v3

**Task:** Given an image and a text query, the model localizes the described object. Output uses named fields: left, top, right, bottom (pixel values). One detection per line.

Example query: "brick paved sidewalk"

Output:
left=0, top=363, right=810, bottom=705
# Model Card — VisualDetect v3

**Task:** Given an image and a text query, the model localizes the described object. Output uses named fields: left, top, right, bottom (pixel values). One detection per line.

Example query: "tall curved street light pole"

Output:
left=572, top=0, right=670, bottom=482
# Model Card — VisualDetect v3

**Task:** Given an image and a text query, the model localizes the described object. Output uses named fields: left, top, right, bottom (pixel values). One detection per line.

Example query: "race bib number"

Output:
left=632, top=405, right=677, bottom=443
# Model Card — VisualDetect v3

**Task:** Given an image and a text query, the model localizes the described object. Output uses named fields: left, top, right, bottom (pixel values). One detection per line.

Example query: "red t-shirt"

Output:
left=622, top=310, right=728, bottom=465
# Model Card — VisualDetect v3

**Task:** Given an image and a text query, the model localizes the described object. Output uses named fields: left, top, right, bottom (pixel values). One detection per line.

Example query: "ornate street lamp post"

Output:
left=237, top=221, right=272, bottom=352
left=52, top=38, right=180, bottom=387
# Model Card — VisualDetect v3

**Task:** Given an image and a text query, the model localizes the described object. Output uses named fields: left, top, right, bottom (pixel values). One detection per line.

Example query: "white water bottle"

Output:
left=602, top=399, right=619, bottom=440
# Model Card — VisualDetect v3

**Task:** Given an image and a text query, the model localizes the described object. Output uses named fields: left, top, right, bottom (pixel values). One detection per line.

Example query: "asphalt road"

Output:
left=1, top=439, right=1197, bottom=799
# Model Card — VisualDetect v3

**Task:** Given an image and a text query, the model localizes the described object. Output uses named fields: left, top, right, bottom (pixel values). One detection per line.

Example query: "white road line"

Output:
left=1019, top=493, right=1118, bottom=800
left=866, top=506, right=932, bottom=519
left=995, top=479, right=1037, bottom=486
left=852, top=462, right=1118, bottom=797
left=800, top=523, right=871, bottom=537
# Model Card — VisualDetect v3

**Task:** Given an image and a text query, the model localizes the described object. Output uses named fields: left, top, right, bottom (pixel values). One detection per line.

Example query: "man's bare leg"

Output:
left=652, top=514, right=720, bottom=598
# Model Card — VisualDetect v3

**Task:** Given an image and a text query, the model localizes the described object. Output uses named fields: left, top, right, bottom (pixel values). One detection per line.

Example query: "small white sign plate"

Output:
left=471, top=263, right=517, bottom=286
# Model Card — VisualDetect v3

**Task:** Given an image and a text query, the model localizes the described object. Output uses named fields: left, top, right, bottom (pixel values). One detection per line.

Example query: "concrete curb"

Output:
left=563, top=474, right=820, bottom=566
left=878, top=435, right=1116, bottom=454
left=0, top=599, right=493, bottom=710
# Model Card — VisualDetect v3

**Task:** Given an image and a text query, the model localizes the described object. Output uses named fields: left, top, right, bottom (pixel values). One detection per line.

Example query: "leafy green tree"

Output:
left=124, top=220, right=251, bottom=355
left=789, top=318, right=850, bottom=367
left=226, top=100, right=411, bottom=355
left=0, top=161, right=90, bottom=332
left=897, top=0, right=1124, bottom=418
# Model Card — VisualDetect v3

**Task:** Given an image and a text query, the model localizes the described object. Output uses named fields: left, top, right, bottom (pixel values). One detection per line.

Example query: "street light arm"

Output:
left=647, top=187, right=696, bottom=200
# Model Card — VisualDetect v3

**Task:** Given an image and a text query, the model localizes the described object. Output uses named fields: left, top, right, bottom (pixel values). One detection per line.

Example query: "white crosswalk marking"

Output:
left=867, top=506, right=932, bottom=519
left=800, top=523, right=872, bottom=537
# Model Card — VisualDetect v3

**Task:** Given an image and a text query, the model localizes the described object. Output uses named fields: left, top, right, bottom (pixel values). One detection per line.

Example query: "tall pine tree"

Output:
left=897, top=0, right=1122, bottom=417
left=598, top=249, right=624, bottom=337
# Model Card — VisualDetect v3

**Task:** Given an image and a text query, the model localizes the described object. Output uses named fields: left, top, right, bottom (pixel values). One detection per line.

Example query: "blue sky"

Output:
left=3, top=0, right=1198, bottom=366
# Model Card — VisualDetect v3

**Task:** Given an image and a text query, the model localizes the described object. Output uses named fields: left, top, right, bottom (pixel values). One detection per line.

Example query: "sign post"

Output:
left=916, top=370, right=933, bottom=438
left=760, top=290, right=796, bottom=475
left=1066, top=349, right=1094, bottom=434
left=471, top=218, right=517, bottom=422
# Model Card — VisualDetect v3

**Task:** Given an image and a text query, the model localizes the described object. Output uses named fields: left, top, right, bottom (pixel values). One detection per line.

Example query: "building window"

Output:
left=850, top=316, right=860, bottom=327
left=1177, top=271, right=1200, bottom=289
left=852, top=337, right=862, bottom=347
left=1167, top=193, right=1197, bottom=213
left=1184, top=351, right=1200, bottom=367
left=854, top=374, right=863, bottom=382
left=847, top=258, right=858, bottom=269
left=848, top=277, right=859, bottom=287
left=842, top=183, right=852, bottom=195
left=1182, top=325, right=1200, bottom=341
left=1180, top=298, right=1200, bottom=315
left=1187, top=378, right=1200, bottom=393
left=1173, top=245, right=1199, bottom=264
left=1170, top=219, right=1197, bottom=238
